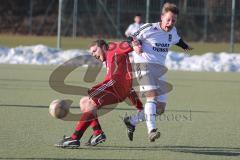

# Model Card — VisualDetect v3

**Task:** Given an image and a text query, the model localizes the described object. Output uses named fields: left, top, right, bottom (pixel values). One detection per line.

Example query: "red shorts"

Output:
left=88, top=79, right=130, bottom=108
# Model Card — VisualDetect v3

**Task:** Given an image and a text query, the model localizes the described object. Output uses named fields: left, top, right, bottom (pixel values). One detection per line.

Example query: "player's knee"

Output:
left=145, top=90, right=158, bottom=100
left=79, top=97, right=90, bottom=112
left=156, top=102, right=166, bottom=115
left=79, top=97, right=96, bottom=112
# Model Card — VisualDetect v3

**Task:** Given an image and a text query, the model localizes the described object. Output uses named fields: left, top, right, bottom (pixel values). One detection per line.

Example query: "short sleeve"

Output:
left=132, top=23, right=152, bottom=40
left=171, top=27, right=181, bottom=44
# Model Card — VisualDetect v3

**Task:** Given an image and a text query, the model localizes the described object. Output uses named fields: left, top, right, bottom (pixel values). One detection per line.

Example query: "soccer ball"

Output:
left=49, top=99, right=70, bottom=119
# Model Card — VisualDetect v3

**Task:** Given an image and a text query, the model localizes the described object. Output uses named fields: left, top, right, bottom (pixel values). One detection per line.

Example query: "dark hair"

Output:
left=90, top=39, right=109, bottom=50
left=162, top=2, right=179, bottom=15
left=135, top=13, right=141, bottom=17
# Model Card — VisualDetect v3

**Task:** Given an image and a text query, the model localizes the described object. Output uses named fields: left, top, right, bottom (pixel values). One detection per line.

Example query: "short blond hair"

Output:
left=162, top=3, right=179, bottom=15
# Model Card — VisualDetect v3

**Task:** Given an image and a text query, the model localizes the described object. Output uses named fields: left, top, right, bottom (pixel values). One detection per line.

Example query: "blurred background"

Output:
left=0, top=0, right=239, bottom=53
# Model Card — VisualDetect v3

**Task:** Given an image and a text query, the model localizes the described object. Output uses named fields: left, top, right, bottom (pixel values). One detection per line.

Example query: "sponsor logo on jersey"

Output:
left=152, top=47, right=168, bottom=52
left=155, top=43, right=170, bottom=47
left=152, top=43, right=169, bottom=53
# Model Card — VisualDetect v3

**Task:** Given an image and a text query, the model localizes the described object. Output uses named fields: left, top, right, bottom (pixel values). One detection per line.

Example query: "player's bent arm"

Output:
left=125, top=24, right=152, bottom=54
left=120, top=41, right=134, bottom=54
left=125, top=36, right=142, bottom=54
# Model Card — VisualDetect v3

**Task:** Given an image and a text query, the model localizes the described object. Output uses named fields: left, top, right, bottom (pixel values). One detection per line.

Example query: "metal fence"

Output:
left=1, top=0, right=239, bottom=43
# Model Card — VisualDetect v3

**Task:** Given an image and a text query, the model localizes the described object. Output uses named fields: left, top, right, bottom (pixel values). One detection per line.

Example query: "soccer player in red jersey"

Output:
left=55, top=40, right=143, bottom=148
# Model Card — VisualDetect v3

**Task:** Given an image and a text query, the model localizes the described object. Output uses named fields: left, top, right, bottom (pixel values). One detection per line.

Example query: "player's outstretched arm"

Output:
left=175, top=39, right=193, bottom=55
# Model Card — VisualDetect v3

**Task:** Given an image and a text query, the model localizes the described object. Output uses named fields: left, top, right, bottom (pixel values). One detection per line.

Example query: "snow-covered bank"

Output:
left=0, top=45, right=240, bottom=72
left=166, top=51, right=240, bottom=72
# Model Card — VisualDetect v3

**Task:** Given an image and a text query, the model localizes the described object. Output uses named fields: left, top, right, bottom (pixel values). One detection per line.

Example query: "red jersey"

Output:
left=104, top=41, right=133, bottom=98
left=88, top=41, right=143, bottom=109
left=88, top=41, right=133, bottom=102
left=105, top=42, right=133, bottom=83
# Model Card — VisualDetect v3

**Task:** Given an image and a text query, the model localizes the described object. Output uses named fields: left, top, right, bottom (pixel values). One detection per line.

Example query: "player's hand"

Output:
left=132, top=39, right=142, bottom=54
left=184, top=46, right=193, bottom=56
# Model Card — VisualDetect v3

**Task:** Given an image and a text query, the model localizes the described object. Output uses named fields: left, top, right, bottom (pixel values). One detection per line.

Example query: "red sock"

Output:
left=90, top=118, right=103, bottom=136
left=135, top=98, right=143, bottom=110
left=71, top=111, right=96, bottom=140
left=128, top=89, right=143, bottom=110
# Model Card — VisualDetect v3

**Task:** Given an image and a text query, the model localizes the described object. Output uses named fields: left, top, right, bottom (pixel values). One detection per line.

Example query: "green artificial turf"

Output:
left=0, top=64, right=239, bottom=159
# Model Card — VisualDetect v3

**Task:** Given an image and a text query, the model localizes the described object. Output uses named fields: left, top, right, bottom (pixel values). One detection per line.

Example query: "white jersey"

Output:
left=132, top=22, right=180, bottom=65
left=125, top=23, right=143, bottom=37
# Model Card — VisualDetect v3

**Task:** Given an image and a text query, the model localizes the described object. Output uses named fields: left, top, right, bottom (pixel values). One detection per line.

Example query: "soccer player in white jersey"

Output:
left=125, top=14, right=143, bottom=37
left=123, top=3, right=193, bottom=142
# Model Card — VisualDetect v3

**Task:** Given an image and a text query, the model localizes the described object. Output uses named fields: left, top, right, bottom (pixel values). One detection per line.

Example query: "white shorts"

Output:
left=133, top=63, right=169, bottom=103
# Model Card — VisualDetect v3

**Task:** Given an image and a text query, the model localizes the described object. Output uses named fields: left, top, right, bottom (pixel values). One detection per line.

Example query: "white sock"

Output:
left=144, top=101, right=157, bottom=134
left=130, top=110, right=145, bottom=126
